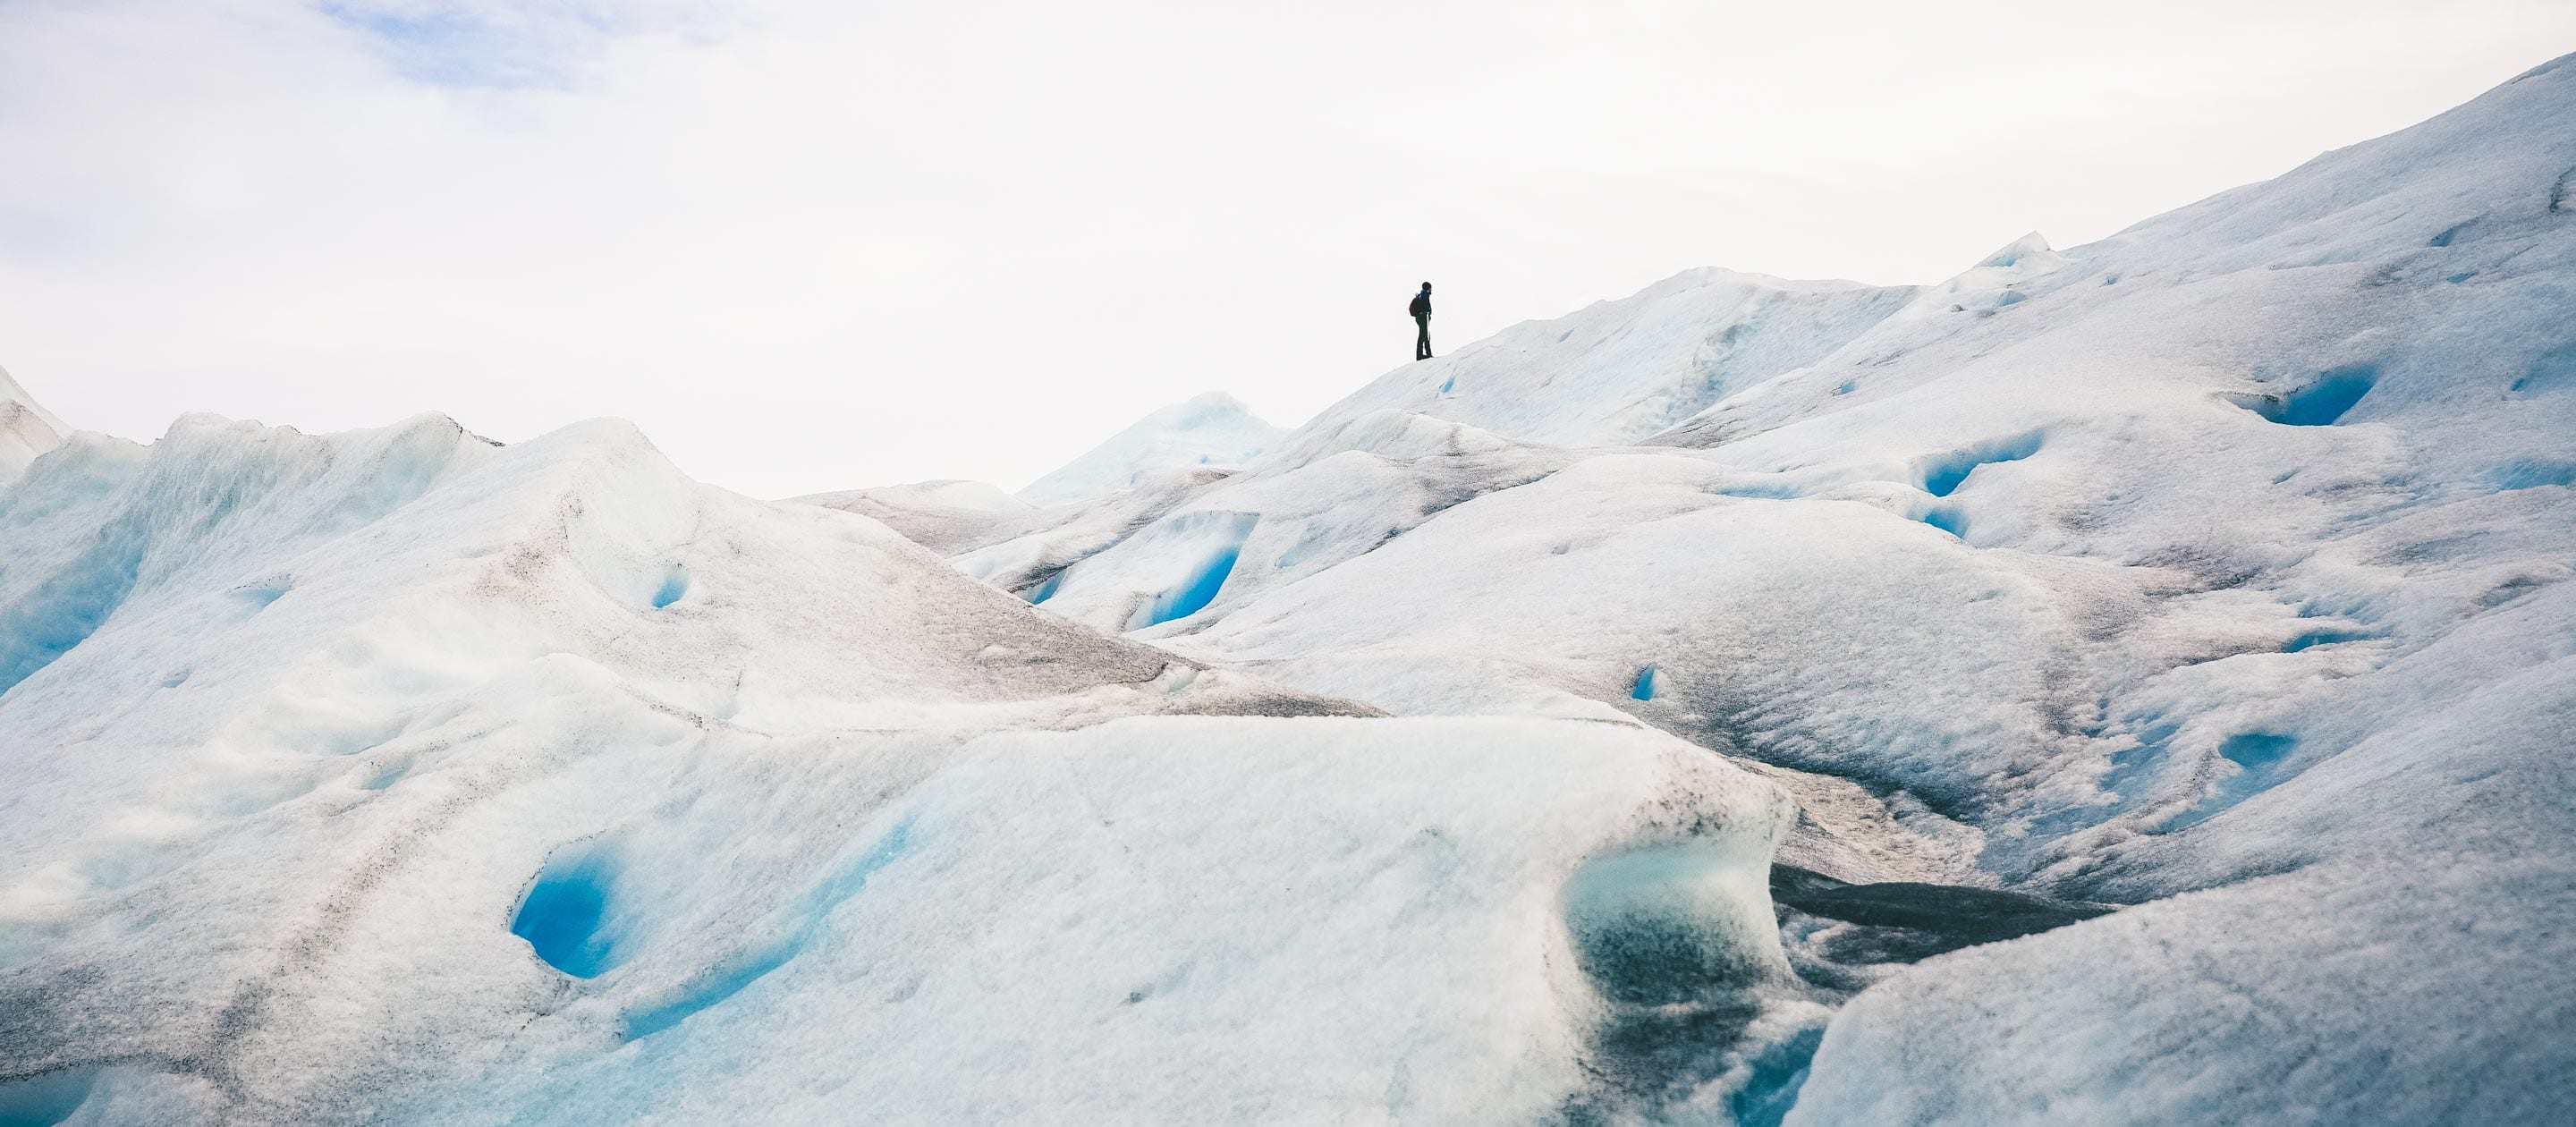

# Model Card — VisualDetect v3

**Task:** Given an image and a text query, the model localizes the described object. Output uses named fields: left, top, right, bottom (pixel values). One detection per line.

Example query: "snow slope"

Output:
left=1015, top=391, right=1284, bottom=507
left=0, top=366, right=65, bottom=487
left=1308, top=268, right=1918, bottom=449
left=899, top=52, right=2576, bottom=1124
left=0, top=414, right=1805, bottom=1124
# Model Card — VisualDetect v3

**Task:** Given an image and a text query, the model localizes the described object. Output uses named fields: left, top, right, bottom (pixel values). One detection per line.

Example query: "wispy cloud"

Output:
left=316, top=0, right=714, bottom=88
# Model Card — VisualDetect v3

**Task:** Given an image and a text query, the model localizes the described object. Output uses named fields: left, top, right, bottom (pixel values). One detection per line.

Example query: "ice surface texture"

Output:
left=0, top=411, right=1788, bottom=1123
left=889, top=51, right=2576, bottom=1126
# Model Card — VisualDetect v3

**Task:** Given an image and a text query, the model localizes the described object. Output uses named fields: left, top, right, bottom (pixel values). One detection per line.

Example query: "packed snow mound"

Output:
left=1292, top=268, right=1918, bottom=451
left=0, top=411, right=1815, bottom=1123
left=1016, top=391, right=1284, bottom=507
left=888, top=51, right=2576, bottom=1124
left=0, top=365, right=65, bottom=487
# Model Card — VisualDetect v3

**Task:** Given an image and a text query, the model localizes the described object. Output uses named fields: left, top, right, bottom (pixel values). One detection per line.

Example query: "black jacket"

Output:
left=1409, top=292, right=1431, bottom=319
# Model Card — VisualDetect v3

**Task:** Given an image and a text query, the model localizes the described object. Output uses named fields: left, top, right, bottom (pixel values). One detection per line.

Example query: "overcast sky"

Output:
left=3, top=1, right=2570, bottom=497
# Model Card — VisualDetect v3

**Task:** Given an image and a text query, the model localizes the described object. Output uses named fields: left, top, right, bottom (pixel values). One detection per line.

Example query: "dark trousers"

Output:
left=1415, top=317, right=1432, bottom=360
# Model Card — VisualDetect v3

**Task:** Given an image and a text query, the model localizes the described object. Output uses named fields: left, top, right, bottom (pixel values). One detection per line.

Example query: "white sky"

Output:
left=3, top=1, right=2570, bottom=498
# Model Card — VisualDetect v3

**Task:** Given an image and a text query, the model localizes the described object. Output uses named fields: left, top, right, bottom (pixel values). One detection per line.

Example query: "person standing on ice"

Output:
left=1410, top=282, right=1434, bottom=360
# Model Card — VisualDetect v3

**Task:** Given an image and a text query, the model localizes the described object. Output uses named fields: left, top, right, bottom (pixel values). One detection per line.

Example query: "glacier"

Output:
left=4, top=50, right=2575, bottom=1127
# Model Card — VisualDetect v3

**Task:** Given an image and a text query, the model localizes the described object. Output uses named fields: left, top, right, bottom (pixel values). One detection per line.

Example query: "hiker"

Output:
left=1410, top=283, right=1433, bottom=360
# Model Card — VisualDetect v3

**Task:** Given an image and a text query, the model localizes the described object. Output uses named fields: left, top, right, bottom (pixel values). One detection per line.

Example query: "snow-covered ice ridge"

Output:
left=0, top=56, right=2570, bottom=1127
